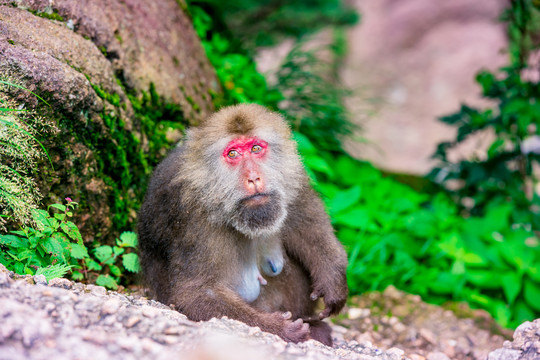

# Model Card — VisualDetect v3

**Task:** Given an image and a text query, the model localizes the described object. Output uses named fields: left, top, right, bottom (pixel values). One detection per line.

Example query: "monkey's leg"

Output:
left=306, top=319, right=332, bottom=346
left=171, top=283, right=310, bottom=343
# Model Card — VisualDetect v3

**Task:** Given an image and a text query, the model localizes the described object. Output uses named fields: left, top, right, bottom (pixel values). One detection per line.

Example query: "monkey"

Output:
left=137, top=104, right=348, bottom=346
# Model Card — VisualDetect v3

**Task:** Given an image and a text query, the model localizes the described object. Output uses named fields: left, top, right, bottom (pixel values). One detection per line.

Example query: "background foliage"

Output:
left=187, top=0, right=540, bottom=328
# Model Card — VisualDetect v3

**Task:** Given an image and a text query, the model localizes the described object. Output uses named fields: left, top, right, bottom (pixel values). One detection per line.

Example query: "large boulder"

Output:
left=0, top=0, right=218, bottom=240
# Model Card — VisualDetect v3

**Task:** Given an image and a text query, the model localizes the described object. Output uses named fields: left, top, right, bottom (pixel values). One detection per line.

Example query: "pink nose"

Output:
left=246, top=172, right=261, bottom=191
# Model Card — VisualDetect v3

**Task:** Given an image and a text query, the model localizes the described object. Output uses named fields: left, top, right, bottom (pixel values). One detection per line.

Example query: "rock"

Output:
left=0, top=263, right=9, bottom=273
left=0, top=266, right=537, bottom=360
left=48, top=278, right=73, bottom=289
left=101, top=298, right=122, bottom=315
left=342, top=0, right=508, bottom=174
left=488, top=348, right=521, bottom=360
left=85, top=284, right=107, bottom=296
left=33, top=275, right=47, bottom=286
left=0, top=0, right=218, bottom=241
left=386, top=347, right=405, bottom=359
left=0, top=272, right=12, bottom=287
left=487, top=319, right=540, bottom=360
left=426, top=352, right=451, bottom=360
left=0, top=272, right=416, bottom=359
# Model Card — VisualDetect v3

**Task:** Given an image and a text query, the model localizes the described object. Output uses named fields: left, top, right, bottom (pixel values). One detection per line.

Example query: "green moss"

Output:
left=98, top=45, right=108, bottom=57
left=28, top=8, right=64, bottom=22
left=83, top=81, right=187, bottom=233
left=90, top=84, right=121, bottom=107
left=185, top=95, right=201, bottom=112
left=114, top=32, right=123, bottom=44
left=175, top=0, right=189, bottom=14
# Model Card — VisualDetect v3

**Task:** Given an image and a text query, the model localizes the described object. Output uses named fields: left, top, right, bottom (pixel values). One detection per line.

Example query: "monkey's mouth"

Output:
left=241, top=192, right=271, bottom=207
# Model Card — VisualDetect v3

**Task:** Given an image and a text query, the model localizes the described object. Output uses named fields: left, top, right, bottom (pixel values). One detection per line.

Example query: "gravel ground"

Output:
left=1, top=264, right=538, bottom=360
left=336, top=286, right=513, bottom=359
left=0, top=264, right=407, bottom=360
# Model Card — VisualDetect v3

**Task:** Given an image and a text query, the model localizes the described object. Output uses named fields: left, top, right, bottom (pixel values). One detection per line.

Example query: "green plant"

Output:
left=86, top=231, right=140, bottom=289
left=0, top=199, right=88, bottom=279
left=0, top=80, right=54, bottom=230
left=189, top=2, right=355, bottom=151
left=189, top=4, right=282, bottom=108
left=296, top=131, right=539, bottom=328
left=187, top=0, right=358, bottom=49
left=275, top=31, right=353, bottom=151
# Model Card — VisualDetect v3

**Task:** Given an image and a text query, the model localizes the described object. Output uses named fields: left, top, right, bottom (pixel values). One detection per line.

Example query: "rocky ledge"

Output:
left=0, top=264, right=538, bottom=360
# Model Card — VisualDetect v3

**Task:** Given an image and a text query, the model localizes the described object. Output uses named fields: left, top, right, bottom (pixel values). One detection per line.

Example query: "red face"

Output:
left=223, top=136, right=269, bottom=204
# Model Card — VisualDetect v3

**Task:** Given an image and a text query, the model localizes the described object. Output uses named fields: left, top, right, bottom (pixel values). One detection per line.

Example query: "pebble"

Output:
left=348, top=308, right=370, bottom=320
left=48, top=278, right=73, bottom=289
left=0, top=272, right=12, bottom=286
left=392, top=321, right=407, bottom=333
left=125, top=316, right=141, bottom=328
left=164, top=327, right=182, bottom=335
left=386, top=347, right=405, bottom=359
left=141, top=306, right=159, bottom=318
left=426, top=352, right=451, bottom=360
left=85, top=284, right=107, bottom=296
left=101, top=299, right=122, bottom=315
left=419, top=329, right=437, bottom=345
left=33, top=275, right=47, bottom=286
left=271, top=340, right=286, bottom=352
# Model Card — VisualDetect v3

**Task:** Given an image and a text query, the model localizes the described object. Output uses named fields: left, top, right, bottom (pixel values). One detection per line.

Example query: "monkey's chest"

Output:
left=234, top=262, right=261, bottom=303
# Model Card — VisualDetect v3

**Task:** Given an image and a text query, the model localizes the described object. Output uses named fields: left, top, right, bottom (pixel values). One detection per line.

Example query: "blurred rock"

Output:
left=342, top=0, right=508, bottom=175
left=487, top=319, right=540, bottom=360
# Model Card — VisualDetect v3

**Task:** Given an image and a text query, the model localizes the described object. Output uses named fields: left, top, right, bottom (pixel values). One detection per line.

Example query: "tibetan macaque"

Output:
left=138, top=104, right=348, bottom=346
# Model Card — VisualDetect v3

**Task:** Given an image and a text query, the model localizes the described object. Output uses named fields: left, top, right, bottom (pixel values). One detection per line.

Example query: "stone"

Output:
left=33, top=275, right=47, bottom=286
left=488, top=348, right=521, bottom=360
left=48, top=278, right=73, bottom=289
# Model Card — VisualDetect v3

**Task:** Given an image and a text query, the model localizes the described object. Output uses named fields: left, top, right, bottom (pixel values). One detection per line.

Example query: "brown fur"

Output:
left=226, top=112, right=254, bottom=134
left=138, top=104, right=348, bottom=346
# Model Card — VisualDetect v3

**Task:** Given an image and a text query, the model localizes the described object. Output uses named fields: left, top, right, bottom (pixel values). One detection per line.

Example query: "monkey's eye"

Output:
left=251, top=144, right=262, bottom=153
left=227, top=150, right=240, bottom=159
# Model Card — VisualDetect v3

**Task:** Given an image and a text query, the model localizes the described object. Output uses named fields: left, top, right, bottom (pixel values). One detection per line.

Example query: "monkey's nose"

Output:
left=246, top=172, right=263, bottom=193
left=248, top=176, right=261, bottom=186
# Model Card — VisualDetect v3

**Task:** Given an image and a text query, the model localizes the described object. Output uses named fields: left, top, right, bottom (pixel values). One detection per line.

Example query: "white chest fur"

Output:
left=236, top=259, right=262, bottom=303
left=234, top=234, right=285, bottom=303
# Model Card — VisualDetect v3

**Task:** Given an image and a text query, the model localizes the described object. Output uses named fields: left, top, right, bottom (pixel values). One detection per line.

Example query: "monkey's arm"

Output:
left=170, top=280, right=309, bottom=342
left=282, top=186, right=348, bottom=319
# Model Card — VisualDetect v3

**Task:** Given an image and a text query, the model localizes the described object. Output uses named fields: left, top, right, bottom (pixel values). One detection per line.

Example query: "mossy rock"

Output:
left=0, top=0, right=219, bottom=242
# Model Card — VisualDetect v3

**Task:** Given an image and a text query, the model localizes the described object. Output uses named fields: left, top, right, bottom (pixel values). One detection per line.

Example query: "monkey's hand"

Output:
left=263, top=312, right=310, bottom=343
left=310, top=272, right=348, bottom=319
